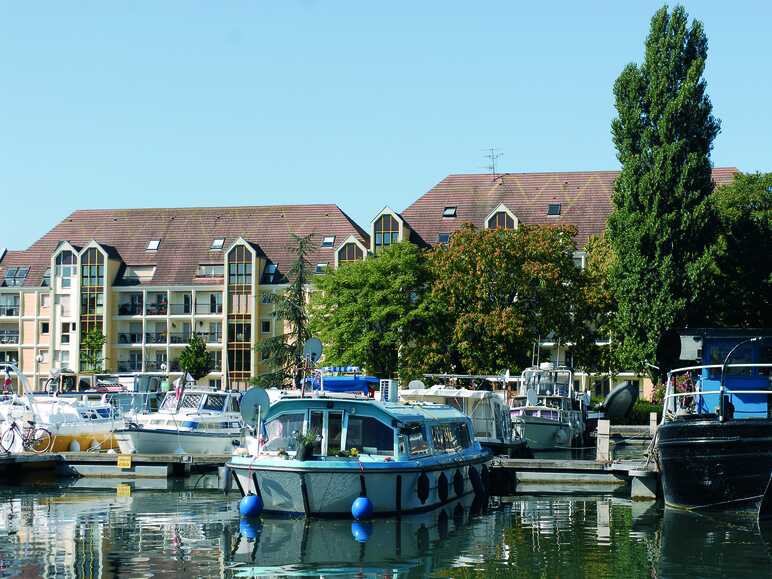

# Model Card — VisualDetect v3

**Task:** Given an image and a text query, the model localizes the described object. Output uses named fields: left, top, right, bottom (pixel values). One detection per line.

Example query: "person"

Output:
left=2, top=370, right=11, bottom=394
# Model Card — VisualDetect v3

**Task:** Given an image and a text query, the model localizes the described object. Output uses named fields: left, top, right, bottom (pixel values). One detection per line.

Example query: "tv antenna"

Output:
left=484, top=146, right=503, bottom=176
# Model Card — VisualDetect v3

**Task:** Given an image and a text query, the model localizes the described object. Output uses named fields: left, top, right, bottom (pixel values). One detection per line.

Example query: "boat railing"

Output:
left=662, top=363, right=772, bottom=423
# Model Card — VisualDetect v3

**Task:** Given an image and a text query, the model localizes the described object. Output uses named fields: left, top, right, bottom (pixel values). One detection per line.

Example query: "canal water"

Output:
left=2, top=481, right=771, bottom=578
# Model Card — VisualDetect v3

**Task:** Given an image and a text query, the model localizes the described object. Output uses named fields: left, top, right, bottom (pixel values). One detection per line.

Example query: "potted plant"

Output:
left=294, top=430, right=319, bottom=461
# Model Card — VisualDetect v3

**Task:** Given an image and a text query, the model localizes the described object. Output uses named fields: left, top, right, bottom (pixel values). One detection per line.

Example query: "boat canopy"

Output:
left=306, top=370, right=380, bottom=394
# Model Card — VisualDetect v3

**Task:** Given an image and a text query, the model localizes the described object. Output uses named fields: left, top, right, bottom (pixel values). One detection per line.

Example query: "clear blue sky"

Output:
left=1, top=1, right=770, bottom=250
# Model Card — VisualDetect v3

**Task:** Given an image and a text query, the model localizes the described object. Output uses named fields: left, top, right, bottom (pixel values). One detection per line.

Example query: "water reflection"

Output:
left=1, top=484, right=772, bottom=578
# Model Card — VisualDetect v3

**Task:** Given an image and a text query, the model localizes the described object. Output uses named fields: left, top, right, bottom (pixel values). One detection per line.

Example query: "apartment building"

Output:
left=368, top=167, right=739, bottom=397
left=0, top=204, right=368, bottom=391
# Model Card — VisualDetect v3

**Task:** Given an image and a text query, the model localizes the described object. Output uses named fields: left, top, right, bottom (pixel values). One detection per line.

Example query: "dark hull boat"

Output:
left=658, top=417, right=772, bottom=514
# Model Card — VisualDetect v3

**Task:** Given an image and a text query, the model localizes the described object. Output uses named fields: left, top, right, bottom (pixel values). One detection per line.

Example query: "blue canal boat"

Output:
left=228, top=383, right=492, bottom=517
left=656, top=330, right=772, bottom=516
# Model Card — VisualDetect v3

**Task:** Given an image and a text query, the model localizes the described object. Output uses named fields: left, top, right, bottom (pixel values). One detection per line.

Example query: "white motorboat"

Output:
left=114, top=388, right=244, bottom=455
left=510, top=363, right=587, bottom=450
left=400, top=383, right=530, bottom=457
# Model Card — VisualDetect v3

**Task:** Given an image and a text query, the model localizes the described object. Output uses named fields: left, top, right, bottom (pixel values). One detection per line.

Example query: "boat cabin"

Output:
left=260, top=396, right=478, bottom=460
left=511, top=364, right=581, bottom=412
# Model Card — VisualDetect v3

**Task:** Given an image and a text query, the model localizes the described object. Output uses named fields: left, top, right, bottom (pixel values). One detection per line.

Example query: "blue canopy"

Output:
left=306, top=374, right=380, bottom=394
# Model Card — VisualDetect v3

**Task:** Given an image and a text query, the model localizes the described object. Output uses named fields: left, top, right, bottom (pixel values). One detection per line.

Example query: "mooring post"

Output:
left=597, top=419, right=611, bottom=463
left=649, top=412, right=658, bottom=436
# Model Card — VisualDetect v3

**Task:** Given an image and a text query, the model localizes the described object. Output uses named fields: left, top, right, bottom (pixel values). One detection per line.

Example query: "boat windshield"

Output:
left=202, top=394, right=226, bottom=412
left=345, top=415, right=394, bottom=456
left=263, top=412, right=304, bottom=452
left=522, top=369, right=571, bottom=397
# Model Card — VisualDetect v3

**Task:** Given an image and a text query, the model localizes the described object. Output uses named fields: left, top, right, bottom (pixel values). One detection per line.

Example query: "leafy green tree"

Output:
left=310, top=242, right=430, bottom=378
left=80, top=327, right=106, bottom=373
left=410, top=223, right=585, bottom=376
left=709, top=172, right=772, bottom=327
left=253, top=233, right=313, bottom=387
left=607, top=5, right=720, bottom=381
left=178, top=333, right=212, bottom=381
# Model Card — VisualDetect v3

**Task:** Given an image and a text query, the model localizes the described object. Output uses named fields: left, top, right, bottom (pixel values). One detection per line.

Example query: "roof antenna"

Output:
left=483, top=146, right=503, bottom=177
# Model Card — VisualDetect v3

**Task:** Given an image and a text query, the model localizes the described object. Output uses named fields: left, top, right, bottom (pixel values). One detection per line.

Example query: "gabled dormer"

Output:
left=484, top=203, right=519, bottom=230
left=334, top=235, right=368, bottom=268
left=370, top=207, right=409, bottom=254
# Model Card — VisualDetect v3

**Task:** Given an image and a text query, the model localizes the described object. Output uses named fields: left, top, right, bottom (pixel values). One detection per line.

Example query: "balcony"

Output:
left=117, top=332, right=143, bottom=345
left=195, top=303, right=223, bottom=315
left=145, top=303, right=168, bottom=316
left=117, top=361, right=142, bottom=372
left=196, top=331, right=222, bottom=343
left=169, top=360, right=181, bottom=372
left=169, top=303, right=192, bottom=315
left=170, top=332, right=192, bottom=344
left=0, top=332, right=19, bottom=345
left=0, top=306, right=20, bottom=317
left=117, top=303, right=143, bottom=316
left=145, top=331, right=168, bottom=344
left=145, top=360, right=167, bottom=372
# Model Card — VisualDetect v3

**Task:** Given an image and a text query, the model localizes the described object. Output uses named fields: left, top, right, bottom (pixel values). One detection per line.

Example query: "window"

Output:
left=572, top=252, right=587, bottom=269
left=228, top=321, right=251, bottom=343
left=61, top=322, right=71, bottom=344
left=442, top=206, right=457, bottom=218
left=373, top=214, right=400, bottom=252
left=315, top=263, right=328, bottom=274
left=438, top=233, right=450, bottom=244
left=487, top=211, right=515, bottom=229
left=432, top=422, right=472, bottom=453
left=55, top=251, right=76, bottom=288
left=40, top=322, right=50, bottom=335
left=345, top=416, right=394, bottom=455
left=337, top=243, right=363, bottom=264
left=202, top=394, right=226, bottom=411
left=228, top=246, right=252, bottom=285
left=261, top=320, right=271, bottom=334
left=41, top=268, right=51, bottom=287
left=2, top=266, right=29, bottom=287
left=197, top=264, right=224, bottom=278
left=146, top=240, right=161, bottom=251
left=210, top=238, right=225, bottom=250
left=208, top=378, right=222, bottom=390
left=402, top=424, right=430, bottom=457
left=261, top=262, right=278, bottom=284
left=123, top=265, right=156, bottom=284
left=548, top=203, right=561, bottom=216
left=38, top=350, right=48, bottom=364
left=260, top=292, right=273, bottom=305
left=321, top=236, right=335, bottom=248
left=40, top=294, right=51, bottom=309
left=263, top=412, right=305, bottom=452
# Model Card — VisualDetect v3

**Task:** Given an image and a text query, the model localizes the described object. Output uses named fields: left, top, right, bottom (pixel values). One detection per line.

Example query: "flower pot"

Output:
left=297, top=443, right=314, bottom=461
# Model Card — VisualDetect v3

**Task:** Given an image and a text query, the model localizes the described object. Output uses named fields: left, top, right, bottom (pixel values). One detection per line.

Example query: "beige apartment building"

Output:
left=0, top=204, right=368, bottom=392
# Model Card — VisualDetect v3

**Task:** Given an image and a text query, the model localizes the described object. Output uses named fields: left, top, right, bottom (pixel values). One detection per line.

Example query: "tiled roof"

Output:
left=400, top=168, right=739, bottom=248
left=0, top=204, right=369, bottom=288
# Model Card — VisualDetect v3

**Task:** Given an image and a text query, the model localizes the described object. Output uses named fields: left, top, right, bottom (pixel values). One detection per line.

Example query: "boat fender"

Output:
left=437, top=472, right=449, bottom=503
left=351, top=496, right=374, bottom=520
left=127, top=422, right=142, bottom=431
left=469, top=465, right=484, bottom=497
left=239, top=493, right=263, bottom=518
left=453, top=469, right=464, bottom=497
left=417, top=471, right=430, bottom=504
left=481, top=464, right=490, bottom=495
left=68, top=440, right=81, bottom=452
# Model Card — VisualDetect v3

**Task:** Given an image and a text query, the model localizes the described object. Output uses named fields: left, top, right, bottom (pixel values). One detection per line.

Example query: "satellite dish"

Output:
left=303, top=337, right=323, bottom=363
left=240, top=387, right=271, bottom=428
left=408, top=380, right=426, bottom=390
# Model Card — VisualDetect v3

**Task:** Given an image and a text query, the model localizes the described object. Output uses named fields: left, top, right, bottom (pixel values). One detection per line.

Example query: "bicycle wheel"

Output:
left=0, top=426, right=17, bottom=453
left=29, top=427, right=53, bottom=454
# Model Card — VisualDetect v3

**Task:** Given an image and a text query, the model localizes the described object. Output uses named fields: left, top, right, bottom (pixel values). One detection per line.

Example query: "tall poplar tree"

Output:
left=607, top=6, right=720, bottom=380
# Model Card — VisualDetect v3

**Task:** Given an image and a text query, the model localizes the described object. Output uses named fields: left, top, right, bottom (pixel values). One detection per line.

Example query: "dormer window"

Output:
left=487, top=212, right=515, bottom=229
left=321, top=236, right=335, bottom=248
left=210, top=238, right=225, bottom=250
left=547, top=203, right=561, bottom=216
left=261, top=262, right=278, bottom=284
left=2, top=266, right=29, bottom=287
left=442, top=206, right=457, bottom=218
left=146, top=240, right=161, bottom=251
left=374, top=214, right=400, bottom=253
left=337, top=242, right=364, bottom=265
left=438, top=233, right=450, bottom=245
left=315, top=263, right=328, bottom=274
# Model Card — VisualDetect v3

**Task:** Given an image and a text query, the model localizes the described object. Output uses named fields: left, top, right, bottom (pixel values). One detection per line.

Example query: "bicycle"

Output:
left=0, top=420, right=53, bottom=454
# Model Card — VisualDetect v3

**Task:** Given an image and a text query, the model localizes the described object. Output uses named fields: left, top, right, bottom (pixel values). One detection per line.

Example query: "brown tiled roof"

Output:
left=400, top=167, right=739, bottom=248
left=0, top=204, right=369, bottom=287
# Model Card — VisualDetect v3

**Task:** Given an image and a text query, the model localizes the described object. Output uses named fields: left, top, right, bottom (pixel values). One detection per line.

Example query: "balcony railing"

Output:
left=169, top=360, right=181, bottom=372
left=0, top=307, right=20, bottom=317
left=0, top=333, right=20, bottom=345
left=146, top=303, right=168, bottom=316
left=117, top=303, right=143, bottom=316
left=117, top=361, right=142, bottom=372
left=169, top=332, right=192, bottom=344
left=145, top=360, right=167, bottom=372
left=117, top=332, right=143, bottom=344
left=145, top=332, right=168, bottom=344
left=195, top=303, right=223, bottom=315
left=196, top=331, right=222, bottom=343
left=169, top=303, right=192, bottom=315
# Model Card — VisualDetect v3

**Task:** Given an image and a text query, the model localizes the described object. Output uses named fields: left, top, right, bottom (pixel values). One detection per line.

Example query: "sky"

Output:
left=1, top=1, right=770, bottom=250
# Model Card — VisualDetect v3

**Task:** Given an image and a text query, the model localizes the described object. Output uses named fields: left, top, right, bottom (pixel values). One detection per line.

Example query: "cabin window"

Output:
left=310, top=411, right=323, bottom=455
left=263, top=412, right=305, bottom=452
left=202, top=395, right=226, bottom=412
left=227, top=397, right=240, bottom=413
left=432, top=422, right=471, bottom=453
left=402, top=424, right=430, bottom=457
left=707, top=343, right=754, bottom=379
left=345, top=416, right=394, bottom=455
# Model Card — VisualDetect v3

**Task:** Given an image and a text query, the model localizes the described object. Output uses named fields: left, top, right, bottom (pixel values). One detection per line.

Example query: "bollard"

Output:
left=649, top=412, right=658, bottom=436
left=596, top=419, right=611, bottom=463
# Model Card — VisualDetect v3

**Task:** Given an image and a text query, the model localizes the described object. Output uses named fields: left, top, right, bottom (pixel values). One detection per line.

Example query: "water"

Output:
left=2, top=481, right=771, bottom=578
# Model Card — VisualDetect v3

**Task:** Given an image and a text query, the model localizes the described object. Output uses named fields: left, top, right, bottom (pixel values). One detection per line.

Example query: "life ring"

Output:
left=469, top=465, right=484, bottom=497
left=437, top=472, right=449, bottom=502
left=417, top=471, right=430, bottom=504
left=453, top=469, right=464, bottom=497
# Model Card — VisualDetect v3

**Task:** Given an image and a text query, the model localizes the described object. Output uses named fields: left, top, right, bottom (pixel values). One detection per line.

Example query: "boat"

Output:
left=509, top=363, right=587, bottom=450
left=114, top=387, right=244, bottom=455
left=400, top=379, right=530, bottom=457
left=0, top=364, right=122, bottom=452
left=655, top=331, right=772, bottom=516
left=227, top=379, right=493, bottom=517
